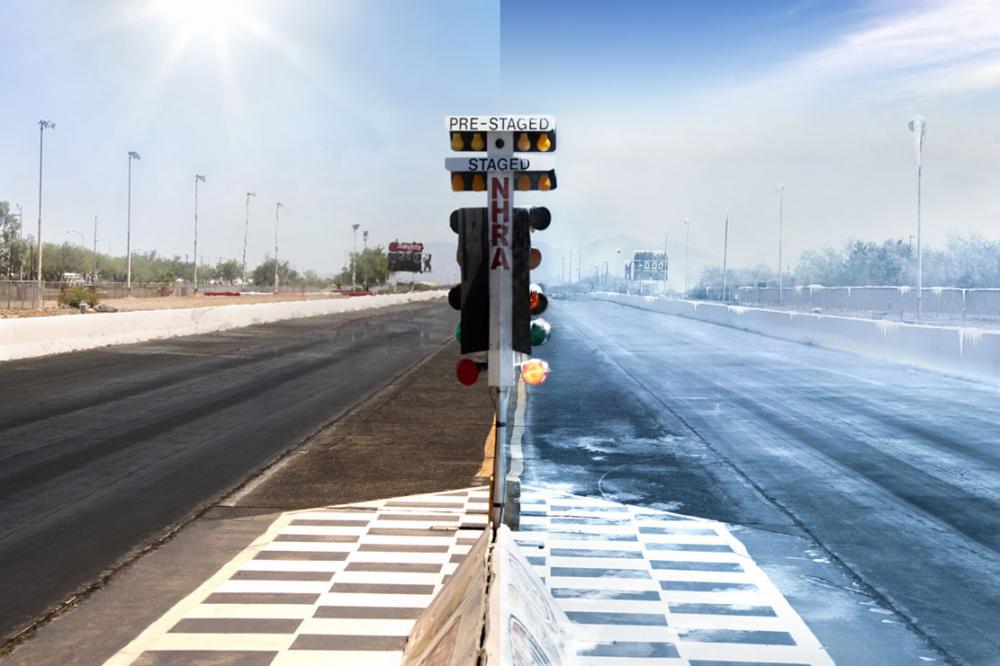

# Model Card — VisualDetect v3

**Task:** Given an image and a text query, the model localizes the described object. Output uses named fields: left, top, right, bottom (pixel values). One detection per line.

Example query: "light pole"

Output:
left=362, top=229, right=369, bottom=290
left=273, top=202, right=283, bottom=294
left=193, top=174, right=206, bottom=293
left=351, top=223, right=360, bottom=288
left=616, top=248, right=622, bottom=292
left=908, top=115, right=926, bottom=318
left=242, top=191, right=255, bottom=287
left=36, top=120, right=55, bottom=287
left=683, top=218, right=690, bottom=297
left=776, top=183, right=784, bottom=305
left=721, top=208, right=730, bottom=302
left=126, top=151, right=141, bottom=295
left=92, top=214, right=98, bottom=281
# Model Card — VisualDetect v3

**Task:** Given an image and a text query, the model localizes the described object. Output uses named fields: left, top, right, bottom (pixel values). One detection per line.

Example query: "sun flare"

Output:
left=152, top=0, right=249, bottom=41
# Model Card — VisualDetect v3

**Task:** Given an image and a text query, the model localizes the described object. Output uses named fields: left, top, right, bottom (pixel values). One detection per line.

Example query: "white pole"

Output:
left=909, top=116, right=926, bottom=319
left=242, top=192, right=255, bottom=287
left=776, top=184, right=784, bottom=305
left=351, top=223, right=359, bottom=288
left=683, top=218, right=690, bottom=297
left=274, top=202, right=282, bottom=294
left=722, top=208, right=730, bottom=302
left=194, top=175, right=205, bottom=293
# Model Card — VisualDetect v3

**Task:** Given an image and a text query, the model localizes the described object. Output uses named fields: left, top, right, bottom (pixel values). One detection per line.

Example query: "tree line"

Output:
left=696, top=234, right=1000, bottom=293
left=1, top=200, right=390, bottom=288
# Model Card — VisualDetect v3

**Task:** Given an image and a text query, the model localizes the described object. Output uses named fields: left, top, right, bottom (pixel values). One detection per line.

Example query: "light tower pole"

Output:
left=126, top=151, right=141, bottom=295
left=683, top=218, right=690, bottom=297
left=908, top=116, right=926, bottom=318
left=776, top=183, right=784, bottom=305
left=242, top=191, right=255, bottom=287
left=92, top=214, right=99, bottom=281
left=36, top=120, right=55, bottom=288
left=351, top=223, right=360, bottom=288
left=193, top=174, right=206, bottom=293
left=721, top=208, right=730, bottom=302
left=273, top=202, right=283, bottom=294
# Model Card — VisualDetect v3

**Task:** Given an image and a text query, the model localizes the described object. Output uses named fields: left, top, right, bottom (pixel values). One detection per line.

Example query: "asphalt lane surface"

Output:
left=523, top=297, right=1000, bottom=666
left=0, top=301, right=452, bottom=641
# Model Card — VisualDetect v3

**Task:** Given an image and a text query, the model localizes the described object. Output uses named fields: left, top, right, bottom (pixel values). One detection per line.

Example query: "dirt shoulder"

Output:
left=0, top=292, right=344, bottom=319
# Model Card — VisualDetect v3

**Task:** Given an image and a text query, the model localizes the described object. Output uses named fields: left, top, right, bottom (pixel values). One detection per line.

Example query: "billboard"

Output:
left=631, top=250, right=667, bottom=281
left=388, top=241, right=424, bottom=273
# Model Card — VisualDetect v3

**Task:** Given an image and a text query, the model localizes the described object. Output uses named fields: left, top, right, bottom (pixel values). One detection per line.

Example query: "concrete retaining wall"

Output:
left=592, top=293, right=1000, bottom=383
left=0, top=291, right=446, bottom=363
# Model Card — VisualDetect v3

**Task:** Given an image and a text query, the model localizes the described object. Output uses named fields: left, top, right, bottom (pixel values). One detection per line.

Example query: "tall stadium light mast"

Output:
left=193, top=174, right=206, bottom=293
left=721, top=208, right=730, bottom=302
left=683, top=218, right=690, bottom=297
left=242, top=191, right=255, bottom=287
left=351, top=223, right=360, bottom=288
left=35, top=120, right=55, bottom=288
left=273, top=202, right=283, bottom=294
left=776, top=183, right=784, bottom=305
left=908, top=115, right=926, bottom=318
left=126, top=151, right=141, bottom=295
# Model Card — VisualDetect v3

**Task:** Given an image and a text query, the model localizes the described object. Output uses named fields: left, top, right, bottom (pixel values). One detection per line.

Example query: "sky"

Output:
left=2, top=0, right=999, bottom=285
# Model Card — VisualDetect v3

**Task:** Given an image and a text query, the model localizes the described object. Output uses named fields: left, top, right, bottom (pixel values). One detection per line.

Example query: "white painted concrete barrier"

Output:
left=0, top=291, right=446, bottom=363
left=592, top=293, right=1000, bottom=383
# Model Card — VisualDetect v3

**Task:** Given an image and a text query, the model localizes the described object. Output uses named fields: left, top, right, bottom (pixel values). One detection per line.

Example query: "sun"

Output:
left=152, top=0, right=249, bottom=42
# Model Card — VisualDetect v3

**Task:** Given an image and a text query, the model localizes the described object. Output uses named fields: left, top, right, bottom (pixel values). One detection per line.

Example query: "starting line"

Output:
left=105, top=487, right=833, bottom=665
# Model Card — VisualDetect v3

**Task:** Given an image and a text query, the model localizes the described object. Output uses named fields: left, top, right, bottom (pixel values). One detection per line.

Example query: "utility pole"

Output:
left=722, top=208, right=730, bottom=302
left=242, top=191, right=255, bottom=288
left=662, top=232, right=668, bottom=296
left=362, top=229, right=369, bottom=290
left=351, top=223, right=359, bottom=288
left=194, top=174, right=205, bottom=293
left=92, top=214, right=98, bottom=282
left=36, top=120, right=55, bottom=290
left=776, top=183, right=784, bottom=305
left=15, top=204, right=24, bottom=280
left=273, top=202, right=283, bottom=294
left=683, top=218, right=690, bottom=298
left=126, top=151, right=141, bottom=295
left=908, top=116, right=926, bottom=318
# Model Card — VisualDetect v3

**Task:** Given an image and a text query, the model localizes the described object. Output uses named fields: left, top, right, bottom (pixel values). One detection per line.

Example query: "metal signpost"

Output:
left=445, top=114, right=556, bottom=525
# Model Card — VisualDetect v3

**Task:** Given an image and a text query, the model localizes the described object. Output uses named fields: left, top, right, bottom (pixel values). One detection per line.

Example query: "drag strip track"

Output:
left=0, top=301, right=452, bottom=641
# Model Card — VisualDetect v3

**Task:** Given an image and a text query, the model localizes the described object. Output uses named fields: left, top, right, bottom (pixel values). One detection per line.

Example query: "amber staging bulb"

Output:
left=536, top=133, right=552, bottom=152
left=470, top=133, right=485, bottom=151
left=450, top=133, right=464, bottom=151
left=472, top=174, right=486, bottom=191
left=538, top=173, right=552, bottom=190
left=451, top=174, right=465, bottom=191
left=517, top=133, right=532, bottom=151
left=517, top=174, right=531, bottom=191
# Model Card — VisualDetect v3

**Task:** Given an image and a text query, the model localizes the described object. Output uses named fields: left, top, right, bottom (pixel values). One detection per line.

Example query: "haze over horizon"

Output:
left=3, top=0, right=999, bottom=287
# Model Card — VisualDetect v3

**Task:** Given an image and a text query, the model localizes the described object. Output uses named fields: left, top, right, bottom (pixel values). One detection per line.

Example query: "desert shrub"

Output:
left=58, top=285, right=99, bottom=308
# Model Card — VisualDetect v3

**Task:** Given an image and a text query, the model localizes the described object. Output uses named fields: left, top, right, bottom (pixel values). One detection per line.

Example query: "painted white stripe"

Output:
left=652, top=571, right=754, bottom=584
left=678, top=642, right=832, bottom=664
left=142, top=632, right=294, bottom=651
left=270, top=650, right=403, bottom=666
left=214, top=580, right=331, bottom=594
left=260, top=541, right=358, bottom=551
left=546, top=577, right=662, bottom=591
left=345, top=551, right=450, bottom=564
left=669, top=614, right=802, bottom=632
left=571, top=658, right=686, bottom=666
left=556, top=599, right=668, bottom=614
left=183, top=604, right=316, bottom=619
left=571, top=624, right=678, bottom=642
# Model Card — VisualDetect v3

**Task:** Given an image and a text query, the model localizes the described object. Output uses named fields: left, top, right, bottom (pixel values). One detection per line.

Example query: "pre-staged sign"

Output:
left=388, top=241, right=424, bottom=273
left=445, top=115, right=556, bottom=132
left=631, top=251, right=667, bottom=281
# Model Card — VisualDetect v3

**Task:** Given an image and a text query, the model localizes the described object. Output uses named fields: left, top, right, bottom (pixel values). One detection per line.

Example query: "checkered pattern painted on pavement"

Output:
left=107, top=487, right=489, bottom=666
left=514, top=487, right=835, bottom=666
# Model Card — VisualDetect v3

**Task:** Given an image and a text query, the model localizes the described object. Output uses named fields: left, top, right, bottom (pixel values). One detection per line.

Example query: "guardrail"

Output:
left=734, top=285, right=1000, bottom=321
